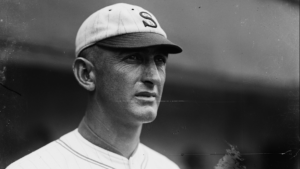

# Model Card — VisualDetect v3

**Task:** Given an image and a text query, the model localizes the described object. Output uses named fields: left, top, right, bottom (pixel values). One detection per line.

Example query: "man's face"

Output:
left=92, top=46, right=168, bottom=126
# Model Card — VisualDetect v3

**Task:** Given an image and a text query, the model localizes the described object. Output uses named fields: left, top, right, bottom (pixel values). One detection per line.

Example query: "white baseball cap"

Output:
left=75, top=3, right=182, bottom=57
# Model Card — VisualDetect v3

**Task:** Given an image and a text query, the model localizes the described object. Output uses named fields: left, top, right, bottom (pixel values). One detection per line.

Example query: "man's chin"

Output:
left=134, top=106, right=158, bottom=123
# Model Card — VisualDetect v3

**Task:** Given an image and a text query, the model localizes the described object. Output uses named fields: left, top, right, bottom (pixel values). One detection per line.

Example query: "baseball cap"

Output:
left=75, top=3, right=182, bottom=57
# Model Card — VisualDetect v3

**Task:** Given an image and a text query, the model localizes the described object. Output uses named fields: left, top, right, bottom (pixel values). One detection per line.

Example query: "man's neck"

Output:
left=78, top=113, right=142, bottom=159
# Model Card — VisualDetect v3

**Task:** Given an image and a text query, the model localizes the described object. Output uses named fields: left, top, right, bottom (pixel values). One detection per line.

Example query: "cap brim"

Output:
left=96, top=32, right=182, bottom=54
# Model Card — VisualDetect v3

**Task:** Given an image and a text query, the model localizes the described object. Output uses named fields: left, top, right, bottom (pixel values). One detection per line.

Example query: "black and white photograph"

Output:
left=0, top=0, right=299, bottom=169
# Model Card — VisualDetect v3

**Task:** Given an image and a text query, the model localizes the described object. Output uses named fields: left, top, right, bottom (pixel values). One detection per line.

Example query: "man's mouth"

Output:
left=135, top=92, right=157, bottom=101
left=135, top=92, right=157, bottom=97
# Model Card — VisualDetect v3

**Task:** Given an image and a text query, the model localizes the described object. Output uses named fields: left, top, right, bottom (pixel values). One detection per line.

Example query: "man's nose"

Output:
left=141, top=61, right=161, bottom=87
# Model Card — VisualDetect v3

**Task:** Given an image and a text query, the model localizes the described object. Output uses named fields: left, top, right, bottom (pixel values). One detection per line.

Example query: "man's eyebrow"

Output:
left=120, top=48, right=145, bottom=53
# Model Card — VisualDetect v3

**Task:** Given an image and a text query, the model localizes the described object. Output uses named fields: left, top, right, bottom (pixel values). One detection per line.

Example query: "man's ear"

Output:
left=73, top=57, right=96, bottom=91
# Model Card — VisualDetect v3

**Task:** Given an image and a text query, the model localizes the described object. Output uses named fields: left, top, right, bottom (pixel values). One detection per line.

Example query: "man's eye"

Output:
left=126, top=55, right=142, bottom=61
left=155, top=55, right=167, bottom=64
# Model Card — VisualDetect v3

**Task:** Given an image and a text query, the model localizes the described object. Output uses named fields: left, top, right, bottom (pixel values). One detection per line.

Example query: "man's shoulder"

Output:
left=140, top=144, right=180, bottom=169
left=6, top=141, right=62, bottom=169
left=6, top=130, right=76, bottom=169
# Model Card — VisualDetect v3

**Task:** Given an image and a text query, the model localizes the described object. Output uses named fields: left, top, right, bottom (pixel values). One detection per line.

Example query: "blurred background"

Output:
left=0, top=0, right=299, bottom=168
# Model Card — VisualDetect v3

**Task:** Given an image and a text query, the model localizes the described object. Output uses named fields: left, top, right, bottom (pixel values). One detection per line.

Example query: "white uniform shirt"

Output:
left=6, top=129, right=180, bottom=169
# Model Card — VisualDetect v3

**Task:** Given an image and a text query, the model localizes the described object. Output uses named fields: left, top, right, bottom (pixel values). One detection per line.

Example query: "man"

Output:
left=7, top=3, right=182, bottom=169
